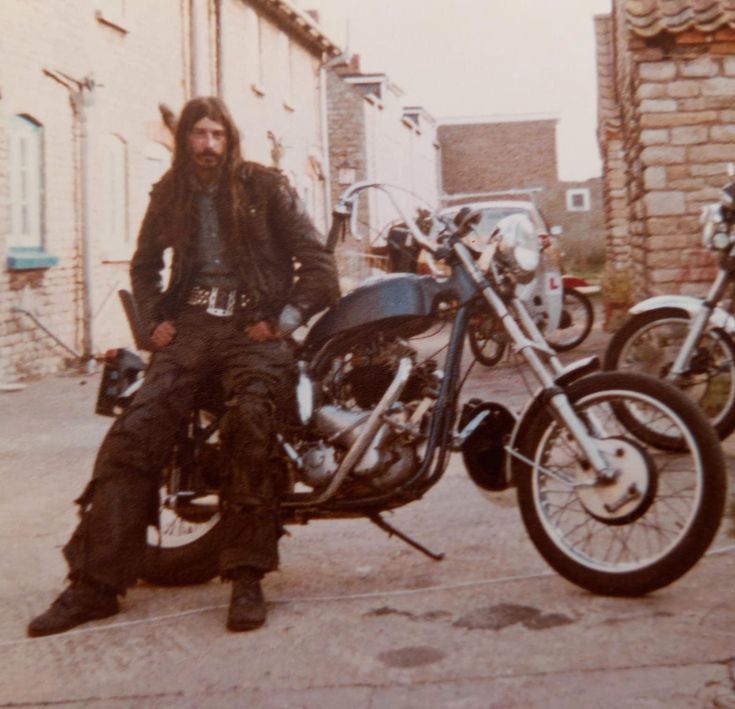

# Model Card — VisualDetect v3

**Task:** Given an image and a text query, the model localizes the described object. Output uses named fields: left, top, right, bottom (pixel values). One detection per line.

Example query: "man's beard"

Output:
left=193, top=150, right=223, bottom=167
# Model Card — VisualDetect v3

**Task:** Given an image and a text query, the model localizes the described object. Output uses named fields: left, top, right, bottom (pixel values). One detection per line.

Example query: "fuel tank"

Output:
left=304, top=273, right=448, bottom=350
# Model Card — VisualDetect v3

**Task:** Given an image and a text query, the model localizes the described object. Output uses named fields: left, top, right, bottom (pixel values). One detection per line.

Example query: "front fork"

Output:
left=455, top=247, right=615, bottom=479
left=668, top=268, right=730, bottom=378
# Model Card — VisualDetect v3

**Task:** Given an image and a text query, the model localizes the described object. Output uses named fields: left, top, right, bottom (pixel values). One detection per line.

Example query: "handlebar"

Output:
left=332, top=181, right=439, bottom=256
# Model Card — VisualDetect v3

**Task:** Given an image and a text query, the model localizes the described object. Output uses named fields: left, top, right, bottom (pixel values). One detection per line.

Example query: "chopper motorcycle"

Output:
left=604, top=180, right=735, bottom=439
left=98, top=181, right=726, bottom=597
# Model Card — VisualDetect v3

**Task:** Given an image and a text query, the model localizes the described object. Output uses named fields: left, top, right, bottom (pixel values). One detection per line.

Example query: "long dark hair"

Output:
left=165, top=97, right=245, bottom=246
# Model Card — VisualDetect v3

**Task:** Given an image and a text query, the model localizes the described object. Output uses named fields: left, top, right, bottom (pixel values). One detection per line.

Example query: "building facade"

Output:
left=326, top=57, right=440, bottom=285
left=596, top=0, right=735, bottom=315
left=0, top=0, right=339, bottom=380
left=438, top=116, right=605, bottom=269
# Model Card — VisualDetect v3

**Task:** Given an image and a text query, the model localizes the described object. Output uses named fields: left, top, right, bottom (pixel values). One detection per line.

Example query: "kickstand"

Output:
left=369, top=514, right=445, bottom=561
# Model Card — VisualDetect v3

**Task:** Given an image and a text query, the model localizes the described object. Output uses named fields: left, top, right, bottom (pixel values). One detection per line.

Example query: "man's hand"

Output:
left=246, top=320, right=280, bottom=342
left=151, top=320, right=176, bottom=350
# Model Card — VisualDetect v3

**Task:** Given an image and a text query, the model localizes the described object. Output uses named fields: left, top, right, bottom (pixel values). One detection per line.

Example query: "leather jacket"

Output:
left=130, top=161, right=340, bottom=333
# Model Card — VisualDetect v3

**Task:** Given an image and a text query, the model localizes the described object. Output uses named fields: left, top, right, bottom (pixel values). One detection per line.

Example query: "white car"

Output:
left=440, top=199, right=564, bottom=341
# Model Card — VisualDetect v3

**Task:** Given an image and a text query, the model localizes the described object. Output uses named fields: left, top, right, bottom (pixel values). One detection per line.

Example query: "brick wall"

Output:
left=439, top=119, right=558, bottom=196
left=599, top=3, right=735, bottom=304
left=439, top=119, right=605, bottom=268
left=596, top=13, right=632, bottom=284
left=326, top=69, right=368, bottom=212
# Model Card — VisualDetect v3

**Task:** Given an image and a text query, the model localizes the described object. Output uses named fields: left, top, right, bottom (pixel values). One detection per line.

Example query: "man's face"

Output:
left=188, top=116, right=227, bottom=172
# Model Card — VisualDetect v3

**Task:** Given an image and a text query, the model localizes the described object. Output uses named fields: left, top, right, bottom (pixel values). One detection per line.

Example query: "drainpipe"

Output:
left=72, top=78, right=96, bottom=369
left=189, top=0, right=198, bottom=95
left=43, top=70, right=97, bottom=370
left=319, top=54, right=333, bottom=228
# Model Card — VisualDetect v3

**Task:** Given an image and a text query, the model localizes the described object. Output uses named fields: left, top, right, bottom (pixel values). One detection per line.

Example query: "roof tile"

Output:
left=625, top=0, right=735, bottom=36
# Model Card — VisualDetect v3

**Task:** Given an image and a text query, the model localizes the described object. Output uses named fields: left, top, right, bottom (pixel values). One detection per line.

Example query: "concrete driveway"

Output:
left=1, top=310, right=734, bottom=708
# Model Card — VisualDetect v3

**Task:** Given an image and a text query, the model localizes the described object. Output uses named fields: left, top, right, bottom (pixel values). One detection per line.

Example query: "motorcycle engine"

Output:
left=296, top=337, right=439, bottom=492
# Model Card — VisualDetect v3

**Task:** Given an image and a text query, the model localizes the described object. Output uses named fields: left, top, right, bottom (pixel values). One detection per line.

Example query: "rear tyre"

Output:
left=604, top=307, right=735, bottom=440
left=141, top=427, right=225, bottom=586
left=515, top=371, right=726, bottom=596
left=546, top=287, right=594, bottom=352
left=141, top=493, right=223, bottom=586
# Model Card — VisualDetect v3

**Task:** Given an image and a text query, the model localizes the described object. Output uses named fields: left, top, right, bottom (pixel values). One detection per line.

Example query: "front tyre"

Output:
left=515, top=371, right=726, bottom=596
left=604, top=307, right=735, bottom=440
left=468, top=310, right=506, bottom=367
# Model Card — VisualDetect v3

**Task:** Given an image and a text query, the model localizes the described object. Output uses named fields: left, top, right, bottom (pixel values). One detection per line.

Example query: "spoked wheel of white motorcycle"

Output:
left=546, top=287, right=594, bottom=353
left=467, top=309, right=507, bottom=366
left=515, top=371, right=726, bottom=597
left=604, top=307, right=735, bottom=441
left=141, top=490, right=223, bottom=586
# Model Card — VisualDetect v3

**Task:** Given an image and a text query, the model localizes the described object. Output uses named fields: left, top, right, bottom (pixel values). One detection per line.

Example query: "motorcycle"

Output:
left=466, top=229, right=594, bottom=365
left=604, top=180, right=735, bottom=440
left=544, top=275, right=595, bottom=353
left=97, top=181, right=726, bottom=597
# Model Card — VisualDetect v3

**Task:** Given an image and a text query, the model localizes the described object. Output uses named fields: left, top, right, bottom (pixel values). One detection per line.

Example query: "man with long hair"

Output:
left=28, top=96, right=340, bottom=635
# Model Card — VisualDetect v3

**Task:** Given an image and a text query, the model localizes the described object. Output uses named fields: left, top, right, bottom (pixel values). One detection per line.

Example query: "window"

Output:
left=99, top=134, right=129, bottom=258
left=8, top=115, right=43, bottom=249
left=566, top=188, right=591, bottom=212
left=246, top=8, right=265, bottom=95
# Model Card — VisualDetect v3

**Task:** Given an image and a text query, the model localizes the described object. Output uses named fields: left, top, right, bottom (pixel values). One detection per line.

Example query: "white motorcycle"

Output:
left=604, top=180, right=735, bottom=439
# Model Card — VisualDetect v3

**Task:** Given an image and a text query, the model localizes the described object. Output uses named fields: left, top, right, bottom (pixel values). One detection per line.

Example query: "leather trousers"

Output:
left=63, top=309, right=295, bottom=592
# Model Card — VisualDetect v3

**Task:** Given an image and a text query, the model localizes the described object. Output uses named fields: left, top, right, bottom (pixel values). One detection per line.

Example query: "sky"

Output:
left=300, top=0, right=613, bottom=181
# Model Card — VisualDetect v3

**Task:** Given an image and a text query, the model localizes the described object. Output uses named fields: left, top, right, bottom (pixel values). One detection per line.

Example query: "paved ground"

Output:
left=1, top=302, right=735, bottom=708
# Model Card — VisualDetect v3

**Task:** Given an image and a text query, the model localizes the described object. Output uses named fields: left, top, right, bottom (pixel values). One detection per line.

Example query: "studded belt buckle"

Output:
left=206, top=287, right=237, bottom=317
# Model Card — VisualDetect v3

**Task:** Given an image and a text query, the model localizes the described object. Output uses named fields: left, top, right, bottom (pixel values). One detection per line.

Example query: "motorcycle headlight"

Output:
left=701, top=204, right=730, bottom=250
left=493, top=214, right=541, bottom=284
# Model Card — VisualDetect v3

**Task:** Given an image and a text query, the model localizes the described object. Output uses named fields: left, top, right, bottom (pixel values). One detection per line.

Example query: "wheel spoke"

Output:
left=521, top=375, right=716, bottom=586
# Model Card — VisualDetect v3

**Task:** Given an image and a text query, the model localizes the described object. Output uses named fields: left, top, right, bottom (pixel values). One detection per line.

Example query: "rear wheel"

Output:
left=142, top=485, right=223, bottom=586
left=604, top=307, right=735, bottom=440
left=141, top=418, right=224, bottom=586
left=515, top=371, right=726, bottom=596
left=546, top=287, right=594, bottom=352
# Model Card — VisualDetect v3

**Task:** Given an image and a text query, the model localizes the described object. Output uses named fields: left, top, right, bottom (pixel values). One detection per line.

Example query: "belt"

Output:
left=186, top=285, right=258, bottom=318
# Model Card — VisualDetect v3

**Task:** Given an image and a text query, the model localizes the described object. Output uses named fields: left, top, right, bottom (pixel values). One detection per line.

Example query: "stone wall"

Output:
left=600, top=3, right=735, bottom=305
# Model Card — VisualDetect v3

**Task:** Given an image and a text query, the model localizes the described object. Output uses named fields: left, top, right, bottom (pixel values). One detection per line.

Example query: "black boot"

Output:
left=27, top=580, right=119, bottom=638
left=227, top=568, right=266, bottom=632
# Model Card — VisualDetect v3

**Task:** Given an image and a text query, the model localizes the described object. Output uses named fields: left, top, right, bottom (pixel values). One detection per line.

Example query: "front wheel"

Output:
left=467, top=309, right=507, bottom=367
left=515, top=371, right=726, bottom=596
left=604, top=307, right=735, bottom=440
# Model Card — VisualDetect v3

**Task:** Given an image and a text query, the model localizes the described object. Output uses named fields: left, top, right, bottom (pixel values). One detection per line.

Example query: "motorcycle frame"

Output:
left=279, top=183, right=616, bottom=516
